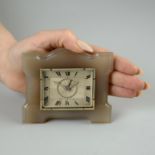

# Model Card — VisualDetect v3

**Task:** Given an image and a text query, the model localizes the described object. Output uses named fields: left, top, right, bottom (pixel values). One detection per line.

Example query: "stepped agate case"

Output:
left=22, top=48, right=113, bottom=123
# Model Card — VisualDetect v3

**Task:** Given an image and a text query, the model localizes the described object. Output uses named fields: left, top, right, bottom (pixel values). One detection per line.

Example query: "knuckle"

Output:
left=123, top=89, right=137, bottom=98
left=132, top=77, right=143, bottom=90
left=136, top=81, right=144, bottom=90
left=129, top=90, right=136, bottom=97
left=62, top=29, right=74, bottom=37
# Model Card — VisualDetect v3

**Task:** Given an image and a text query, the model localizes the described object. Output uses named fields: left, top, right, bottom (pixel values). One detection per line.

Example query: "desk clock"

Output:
left=22, top=48, right=113, bottom=123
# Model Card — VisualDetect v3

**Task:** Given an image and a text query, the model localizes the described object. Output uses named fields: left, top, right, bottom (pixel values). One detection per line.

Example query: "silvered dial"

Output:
left=40, top=68, right=95, bottom=110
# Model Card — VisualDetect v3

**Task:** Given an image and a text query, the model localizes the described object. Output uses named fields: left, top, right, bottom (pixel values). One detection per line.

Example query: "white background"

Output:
left=0, top=0, right=154, bottom=155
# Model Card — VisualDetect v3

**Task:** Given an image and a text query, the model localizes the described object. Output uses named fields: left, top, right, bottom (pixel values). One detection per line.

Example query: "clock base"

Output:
left=23, top=102, right=111, bottom=123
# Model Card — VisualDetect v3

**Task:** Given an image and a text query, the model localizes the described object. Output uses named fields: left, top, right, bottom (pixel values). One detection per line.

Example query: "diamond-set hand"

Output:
left=65, top=79, right=73, bottom=90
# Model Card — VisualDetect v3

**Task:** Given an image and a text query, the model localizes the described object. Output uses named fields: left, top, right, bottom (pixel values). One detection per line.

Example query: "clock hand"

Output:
left=64, top=79, right=73, bottom=91
left=70, top=81, right=79, bottom=89
left=68, top=79, right=73, bottom=88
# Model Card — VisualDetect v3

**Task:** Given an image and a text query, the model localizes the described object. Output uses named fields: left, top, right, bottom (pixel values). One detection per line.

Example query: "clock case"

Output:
left=22, top=48, right=113, bottom=123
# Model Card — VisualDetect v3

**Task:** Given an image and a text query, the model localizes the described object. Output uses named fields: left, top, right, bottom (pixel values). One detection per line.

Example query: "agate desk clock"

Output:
left=22, top=48, right=113, bottom=123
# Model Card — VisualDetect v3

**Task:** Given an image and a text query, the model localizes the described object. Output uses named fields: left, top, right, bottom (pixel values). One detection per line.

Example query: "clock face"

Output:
left=40, top=68, right=95, bottom=110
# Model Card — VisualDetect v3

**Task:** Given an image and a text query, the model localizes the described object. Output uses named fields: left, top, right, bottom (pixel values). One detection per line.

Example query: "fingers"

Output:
left=113, top=55, right=143, bottom=75
left=30, top=29, right=93, bottom=53
left=91, top=42, right=149, bottom=97
left=90, top=45, right=142, bottom=76
left=109, top=84, right=139, bottom=98
left=109, top=71, right=151, bottom=97
left=30, top=29, right=141, bottom=76
left=25, top=29, right=150, bottom=98
left=90, top=44, right=110, bottom=53
left=110, top=71, right=146, bottom=91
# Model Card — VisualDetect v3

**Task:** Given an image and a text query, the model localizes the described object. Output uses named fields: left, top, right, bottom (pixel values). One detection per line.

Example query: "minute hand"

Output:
left=70, top=81, right=79, bottom=89
left=68, top=79, right=73, bottom=88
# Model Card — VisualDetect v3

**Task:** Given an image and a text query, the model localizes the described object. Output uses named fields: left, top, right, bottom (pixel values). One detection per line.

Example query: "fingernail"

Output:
left=77, top=40, right=94, bottom=53
left=143, top=82, right=151, bottom=90
left=136, top=68, right=144, bottom=76
left=136, top=91, right=142, bottom=97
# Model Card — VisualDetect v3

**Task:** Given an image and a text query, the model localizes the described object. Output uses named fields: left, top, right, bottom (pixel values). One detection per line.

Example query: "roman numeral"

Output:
left=55, top=100, right=61, bottom=106
left=44, top=96, right=48, bottom=105
left=44, top=87, right=49, bottom=91
left=65, top=71, right=70, bottom=76
left=43, top=71, right=48, bottom=78
left=86, top=96, right=90, bottom=103
left=86, top=86, right=91, bottom=90
left=65, top=100, right=69, bottom=105
left=56, top=71, right=61, bottom=76
left=74, top=72, right=78, bottom=76
left=85, top=75, right=91, bottom=79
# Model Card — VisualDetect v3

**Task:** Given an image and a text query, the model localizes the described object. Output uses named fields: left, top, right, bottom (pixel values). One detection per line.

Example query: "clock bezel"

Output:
left=40, top=68, right=96, bottom=111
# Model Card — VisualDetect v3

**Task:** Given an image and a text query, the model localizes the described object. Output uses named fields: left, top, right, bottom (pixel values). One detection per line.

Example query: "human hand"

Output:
left=0, top=29, right=150, bottom=97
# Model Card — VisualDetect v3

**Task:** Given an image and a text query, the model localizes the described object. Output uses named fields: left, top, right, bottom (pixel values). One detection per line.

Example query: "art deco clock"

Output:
left=22, top=48, right=113, bottom=123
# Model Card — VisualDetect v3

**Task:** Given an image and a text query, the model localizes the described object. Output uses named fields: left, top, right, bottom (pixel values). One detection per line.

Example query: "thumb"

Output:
left=30, top=29, right=94, bottom=53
